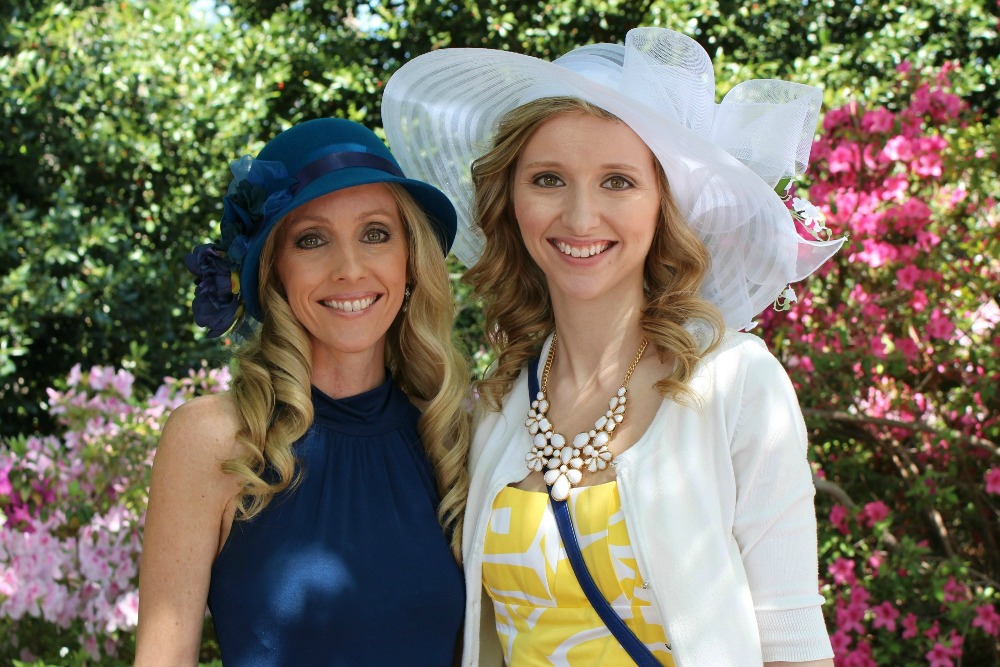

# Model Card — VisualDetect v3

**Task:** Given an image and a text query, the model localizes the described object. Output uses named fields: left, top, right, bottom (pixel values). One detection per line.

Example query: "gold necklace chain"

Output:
left=526, top=332, right=649, bottom=500
left=540, top=333, right=648, bottom=392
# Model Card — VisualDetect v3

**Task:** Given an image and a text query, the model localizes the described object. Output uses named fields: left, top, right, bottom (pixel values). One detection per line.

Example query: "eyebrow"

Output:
left=286, top=207, right=398, bottom=226
left=521, top=160, right=645, bottom=172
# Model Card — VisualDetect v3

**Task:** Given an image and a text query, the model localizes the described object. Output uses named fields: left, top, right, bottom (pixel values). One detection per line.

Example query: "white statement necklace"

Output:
left=525, top=333, right=649, bottom=500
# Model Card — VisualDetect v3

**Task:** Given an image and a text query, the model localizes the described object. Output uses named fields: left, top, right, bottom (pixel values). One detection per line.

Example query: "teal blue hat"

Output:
left=184, top=118, right=458, bottom=336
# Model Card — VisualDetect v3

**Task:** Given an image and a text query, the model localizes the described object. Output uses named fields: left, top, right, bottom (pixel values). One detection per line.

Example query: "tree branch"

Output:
left=803, top=408, right=999, bottom=457
left=812, top=473, right=900, bottom=550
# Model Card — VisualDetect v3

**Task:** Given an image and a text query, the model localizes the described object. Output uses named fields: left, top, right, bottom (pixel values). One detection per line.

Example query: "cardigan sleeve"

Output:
left=728, top=341, right=833, bottom=662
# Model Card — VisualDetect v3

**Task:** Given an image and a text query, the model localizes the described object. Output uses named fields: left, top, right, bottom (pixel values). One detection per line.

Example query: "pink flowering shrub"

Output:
left=759, top=65, right=999, bottom=665
left=0, top=364, right=229, bottom=665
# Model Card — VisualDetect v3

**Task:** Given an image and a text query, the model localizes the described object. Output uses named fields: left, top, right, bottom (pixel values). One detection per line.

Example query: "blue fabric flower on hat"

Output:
left=184, top=244, right=243, bottom=338
left=184, top=157, right=293, bottom=338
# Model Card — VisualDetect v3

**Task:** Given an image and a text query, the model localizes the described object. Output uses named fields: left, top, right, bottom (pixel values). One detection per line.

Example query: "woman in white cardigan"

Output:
left=383, top=27, right=845, bottom=667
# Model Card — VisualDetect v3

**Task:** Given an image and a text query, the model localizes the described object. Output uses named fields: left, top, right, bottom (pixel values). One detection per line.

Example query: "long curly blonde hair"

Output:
left=465, top=97, right=724, bottom=408
left=224, top=184, right=470, bottom=560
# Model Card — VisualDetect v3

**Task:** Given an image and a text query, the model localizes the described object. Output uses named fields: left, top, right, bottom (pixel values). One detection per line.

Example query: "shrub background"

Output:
left=1, top=0, right=998, bottom=664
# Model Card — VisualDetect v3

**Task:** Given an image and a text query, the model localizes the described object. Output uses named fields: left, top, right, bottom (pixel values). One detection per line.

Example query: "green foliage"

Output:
left=2, top=0, right=996, bottom=438
left=0, top=0, right=287, bottom=436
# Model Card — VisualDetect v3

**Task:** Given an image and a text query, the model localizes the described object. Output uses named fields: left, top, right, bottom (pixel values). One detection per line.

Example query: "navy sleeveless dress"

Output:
left=208, top=376, right=464, bottom=666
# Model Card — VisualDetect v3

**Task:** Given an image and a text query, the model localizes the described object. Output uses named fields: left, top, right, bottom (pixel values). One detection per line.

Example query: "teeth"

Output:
left=323, top=296, right=377, bottom=312
left=555, top=241, right=610, bottom=258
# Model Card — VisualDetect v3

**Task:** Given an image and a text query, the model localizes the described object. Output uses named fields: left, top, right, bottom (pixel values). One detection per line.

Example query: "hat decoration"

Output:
left=382, top=28, right=846, bottom=330
left=183, top=118, right=459, bottom=339
left=184, top=157, right=293, bottom=338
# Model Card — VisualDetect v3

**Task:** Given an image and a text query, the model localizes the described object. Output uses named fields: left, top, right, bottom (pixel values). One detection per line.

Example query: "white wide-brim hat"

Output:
left=382, top=27, right=845, bottom=329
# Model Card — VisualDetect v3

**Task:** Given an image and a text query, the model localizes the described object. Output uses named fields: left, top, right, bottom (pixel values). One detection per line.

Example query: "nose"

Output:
left=330, top=243, right=366, bottom=281
left=564, top=186, right=601, bottom=235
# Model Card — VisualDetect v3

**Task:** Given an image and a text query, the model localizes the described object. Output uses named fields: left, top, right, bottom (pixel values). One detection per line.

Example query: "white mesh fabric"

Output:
left=621, top=27, right=716, bottom=137
left=713, top=80, right=823, bottom=186
left=381, top=29, right=846, bottom=329
left=553, top=43, right=625, bottom=89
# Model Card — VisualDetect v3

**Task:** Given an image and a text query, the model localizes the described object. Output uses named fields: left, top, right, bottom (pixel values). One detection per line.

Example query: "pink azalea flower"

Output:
left=947, top=186, right=968, bottom=206
left=927, top=309, right=955, bottom=340
left=849, top=584, right=871, bottom=609
left=829, top=557, right=857, bottom=585
left=916, top=230, right=942, bottom=251
left=837, top=601, right=866, bottom=634
left=66, top=363, right=82, bottom=388
left=867, top=551, right=885, bottom=573
left=971, top=604, right=1000, bottom=636
left=902, top=612, right=919, bottom=639
left=897, top=265, right=922, bottom=290
left=910, top=84, right=933, bottom=116
left=0, top=463, right=12, bottom=497
left=829, top=142, right=861, bottom=174
left=860, top=500, right=890, bottom=528
left=942, top=576, right=968, bottom=603
left=0, top=568, right=18, bottom=597
left=986, top=468, right=1000, bottom=495
left=872, top=600, right=899, bottom=631
left=88, top=366, right=115, bottom=391
left=830, top=629, right=852, bottom=654
left=110, top=370, right=135, bottom=400
left=925, top=642, right=954, bottom=667
left=841, top=639, right=877, bottom=667
left=899, top=197, right=933, bottom=225
left=883, top=135, right=913, bottom=161
left=912, top=153, right=943, bottom=178
left=788, top=355, right=815, bottom=373
left=917, top=135, right=949, bottom=153
left=897, top=337, right=921, bottom=361
left=862, top=108, right=896, bottom=133
left=880, top=174, right=909, bottom=201
left=829, top=505, right=851, bottom=535
left=823, top=106, right=854, bottom=131
left=115, top=590, right=140, bottom=629
left=852, top=239, right=898, bottom=268
left=911, top=290, right=930, bottom=312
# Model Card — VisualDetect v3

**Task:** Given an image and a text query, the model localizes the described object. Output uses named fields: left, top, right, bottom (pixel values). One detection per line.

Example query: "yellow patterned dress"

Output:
left=482, top=482, right=674, bottom=666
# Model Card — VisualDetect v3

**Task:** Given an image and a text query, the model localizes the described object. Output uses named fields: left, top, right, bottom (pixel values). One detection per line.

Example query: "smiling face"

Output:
left=511, top=111, right=661, bottom=308
left=274, top=182, right=408, bottom=371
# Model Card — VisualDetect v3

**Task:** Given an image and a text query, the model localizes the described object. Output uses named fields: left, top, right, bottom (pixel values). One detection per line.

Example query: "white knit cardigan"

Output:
left=461, top=332, right=833, bottom=666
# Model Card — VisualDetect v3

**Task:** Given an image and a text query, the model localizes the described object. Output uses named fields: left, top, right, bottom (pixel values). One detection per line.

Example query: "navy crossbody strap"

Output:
left=527, top=354, right=660, bottom=666
left=528, top=355, right=541, bottom=397
left=550, top=497, right=661, bottom=666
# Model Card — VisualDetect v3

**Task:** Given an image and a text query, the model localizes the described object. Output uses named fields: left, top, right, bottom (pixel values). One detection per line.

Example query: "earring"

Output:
left=403, top=285, right=412, bottom=312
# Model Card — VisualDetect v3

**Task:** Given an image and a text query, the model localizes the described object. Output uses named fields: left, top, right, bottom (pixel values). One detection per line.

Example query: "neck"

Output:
left=310, top=342, right=388, bottom=399
left=547, top=289, right=647, bottom=389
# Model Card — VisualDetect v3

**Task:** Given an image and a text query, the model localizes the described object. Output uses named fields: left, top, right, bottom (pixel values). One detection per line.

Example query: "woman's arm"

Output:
left=729, top=341, right=834, bottom=663
left=134, top=394, right=243, bottom=666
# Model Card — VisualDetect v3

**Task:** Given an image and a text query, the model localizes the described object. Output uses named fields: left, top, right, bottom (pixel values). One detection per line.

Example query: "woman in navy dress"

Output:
left=135, top=118, right=468, bottom=665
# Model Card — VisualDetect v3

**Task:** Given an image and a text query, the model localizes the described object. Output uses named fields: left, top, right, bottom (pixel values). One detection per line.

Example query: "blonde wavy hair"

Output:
left=224, top=184, right=470, bottom=560
left=465, top=97, right=725, bottom=408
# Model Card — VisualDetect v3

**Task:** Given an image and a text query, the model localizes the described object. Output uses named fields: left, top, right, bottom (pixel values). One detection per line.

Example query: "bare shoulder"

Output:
left=157, top=391, right=245, bottom=464
left=146, top=391, right=246, bottom=549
